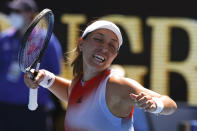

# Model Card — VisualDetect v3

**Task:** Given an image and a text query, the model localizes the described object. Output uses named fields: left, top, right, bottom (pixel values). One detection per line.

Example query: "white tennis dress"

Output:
left=65, top=69, right=134, bottom=131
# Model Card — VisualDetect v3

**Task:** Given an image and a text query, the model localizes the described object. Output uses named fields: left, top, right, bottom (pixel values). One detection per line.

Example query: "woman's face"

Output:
left=79, top=29, right=119, bottom=72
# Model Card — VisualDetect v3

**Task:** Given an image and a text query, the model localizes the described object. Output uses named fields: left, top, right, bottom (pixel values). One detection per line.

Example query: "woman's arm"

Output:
left=106, top=75, right=177, bottom=117
left=24, top=69, right=71, bottom=102
left=48, top=76, right=71, bottom=101
left=126, top=78, right=177, bottom=115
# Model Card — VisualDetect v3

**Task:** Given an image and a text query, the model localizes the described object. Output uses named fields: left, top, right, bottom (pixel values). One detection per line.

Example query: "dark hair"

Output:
left=71, top=46, right=83, bottom=78
left=70, top=32, right=91, bottom=78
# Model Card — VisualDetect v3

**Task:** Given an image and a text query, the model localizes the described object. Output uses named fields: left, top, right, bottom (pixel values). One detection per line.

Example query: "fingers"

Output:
left=24, top=73, right=38, bottom=89
left=130, top=93, right=139, bottom=107
left=145, top=104, right=157, bottom=112
left=24, top=69, right=46, bottom=89
left=130, top=93, right=138, bottom=100
left=34, top=70, right=45, bottom=84
left=137, top=93, right=151, bottom=106
left=130, top=92, right=157, bottom=112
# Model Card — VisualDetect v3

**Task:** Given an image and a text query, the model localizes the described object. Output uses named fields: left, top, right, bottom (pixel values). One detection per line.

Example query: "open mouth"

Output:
left=93, top=54, right=105, bottom=63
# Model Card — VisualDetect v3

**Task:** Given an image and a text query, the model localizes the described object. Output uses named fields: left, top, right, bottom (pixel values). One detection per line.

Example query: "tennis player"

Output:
left=24, top=20, right=177, bottom=131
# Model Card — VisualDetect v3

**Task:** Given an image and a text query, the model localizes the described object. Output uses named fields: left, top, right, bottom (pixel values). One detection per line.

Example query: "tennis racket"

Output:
left=18, top=8, right=54, bottom=111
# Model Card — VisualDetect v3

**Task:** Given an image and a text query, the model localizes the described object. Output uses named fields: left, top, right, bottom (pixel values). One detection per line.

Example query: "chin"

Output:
left=91, top=63, right=109, bottom=72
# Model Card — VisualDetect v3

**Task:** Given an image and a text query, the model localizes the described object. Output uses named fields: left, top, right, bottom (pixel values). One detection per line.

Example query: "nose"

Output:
left=100, top=42, right=109, bottom=53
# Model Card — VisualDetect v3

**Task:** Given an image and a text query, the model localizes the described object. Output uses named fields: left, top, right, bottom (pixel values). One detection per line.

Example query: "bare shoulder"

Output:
left=107, top=75, right=144, bottom=94
left=109, top=75, right=159, bottom=95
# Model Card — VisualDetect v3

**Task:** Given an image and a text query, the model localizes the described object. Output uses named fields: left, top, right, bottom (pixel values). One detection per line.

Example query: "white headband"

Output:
left=82, top=20, right=123, bottom=48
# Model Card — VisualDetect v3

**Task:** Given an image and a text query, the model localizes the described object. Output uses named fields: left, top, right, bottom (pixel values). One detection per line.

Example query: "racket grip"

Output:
left=28, top=88, right=38, bottom=111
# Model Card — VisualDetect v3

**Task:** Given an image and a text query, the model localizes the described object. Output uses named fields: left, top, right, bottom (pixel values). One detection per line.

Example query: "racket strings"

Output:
left=20, top=15, right=50, bottom=70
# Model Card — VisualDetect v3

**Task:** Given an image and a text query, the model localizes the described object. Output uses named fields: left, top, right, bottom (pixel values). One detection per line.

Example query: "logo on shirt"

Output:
left=76, top=96, right=83, bottom=103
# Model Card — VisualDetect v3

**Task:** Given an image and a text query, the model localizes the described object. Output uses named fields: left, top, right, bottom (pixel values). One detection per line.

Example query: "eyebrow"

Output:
left=94, top=32, right=118, bottom=43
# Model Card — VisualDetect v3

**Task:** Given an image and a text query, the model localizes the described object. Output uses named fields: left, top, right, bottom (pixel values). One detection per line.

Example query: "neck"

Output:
left=82, top=62, right=109, bottom=81
left=82, top=69, right=100, bottom=81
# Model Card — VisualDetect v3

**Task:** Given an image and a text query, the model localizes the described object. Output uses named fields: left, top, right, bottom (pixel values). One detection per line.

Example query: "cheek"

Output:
left=111, top=53, right=117, bottom=60
left=82, top=43, right=95, bottom=53
left=107, top=54, right=117, bottom=64
left=81, top=45, right=93, bottom=60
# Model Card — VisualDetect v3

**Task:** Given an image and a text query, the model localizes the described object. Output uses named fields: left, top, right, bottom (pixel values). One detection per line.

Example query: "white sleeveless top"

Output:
left=65, top=70, right=134, bottom=131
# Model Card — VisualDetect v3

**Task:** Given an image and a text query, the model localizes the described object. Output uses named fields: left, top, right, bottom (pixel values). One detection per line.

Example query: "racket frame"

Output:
left=18, top=8, right=54, bottom=73
left=18, top=9, right=54, bottom=111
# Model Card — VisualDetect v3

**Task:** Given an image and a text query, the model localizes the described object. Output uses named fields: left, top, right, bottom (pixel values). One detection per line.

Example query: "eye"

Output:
left=109, top=43, right=118, bottom=53
left=93, top=38, right=103, bottom=42
left=109, top=43, right=118, bottom=51
left=109, top=44, right=115, bottom=50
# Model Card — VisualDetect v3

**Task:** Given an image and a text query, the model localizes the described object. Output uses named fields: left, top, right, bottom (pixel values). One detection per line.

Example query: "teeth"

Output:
left=94, top=55, right=105, bottom=62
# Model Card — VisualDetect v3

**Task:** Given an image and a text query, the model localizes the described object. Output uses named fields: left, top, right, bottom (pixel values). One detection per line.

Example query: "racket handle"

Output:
left=28, top=88, right=38, bottom=111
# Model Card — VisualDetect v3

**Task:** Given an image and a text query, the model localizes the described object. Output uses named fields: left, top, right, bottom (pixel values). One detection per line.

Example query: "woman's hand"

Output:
left=130, top=92, right=157, bottom=113
left=24, top=69, right=46, bottom=89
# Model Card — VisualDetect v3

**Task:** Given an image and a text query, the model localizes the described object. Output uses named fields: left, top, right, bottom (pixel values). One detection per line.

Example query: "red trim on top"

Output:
left=68, top=69, right=111, bottom=106
left=128, top=106, right=134, bottom=118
